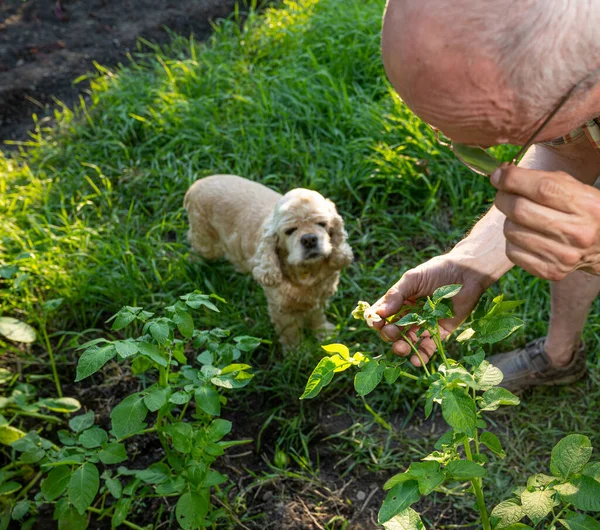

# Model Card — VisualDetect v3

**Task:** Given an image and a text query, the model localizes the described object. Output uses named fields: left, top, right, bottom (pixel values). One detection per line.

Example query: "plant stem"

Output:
left=119, top=426, right=156, bottom=442
left=87, top=506, right=146, bottom=530
left=434, top=322, right=450, bottom=370
left=9, top=409, right=62, bottom=423
left=14, top=471, right=43, bottom=503
left=39, top=320, right=63, bottom=397
left=464, top=439, right=491, bottom=530
left=548, top=504, right=570, bottom=528
left=401, top=332, right=431, bottom=377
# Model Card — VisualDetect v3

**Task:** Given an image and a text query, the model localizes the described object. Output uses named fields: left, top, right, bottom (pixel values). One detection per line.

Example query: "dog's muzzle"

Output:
left=300, top=233, right=323, bottom=260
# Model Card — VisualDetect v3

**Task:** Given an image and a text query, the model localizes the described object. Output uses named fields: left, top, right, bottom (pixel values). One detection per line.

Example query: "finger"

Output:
left=505, top=241, right=571, bottom=281
left=372, top=271, right=422, bottom=319
left=391, top=340, right=411, bottom=357
left=504, top=219, right=580, bottom=264
left=491, top=166, right=577, bottom=214
left=495, top=191, right=573, bottom=237
left=380, top=323, right=401, bottom=342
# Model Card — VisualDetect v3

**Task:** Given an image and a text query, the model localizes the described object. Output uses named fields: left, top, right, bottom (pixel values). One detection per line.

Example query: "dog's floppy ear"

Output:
left=326, top=200, right=354, bottom=269
left=252, top=214, right=283, bottom=287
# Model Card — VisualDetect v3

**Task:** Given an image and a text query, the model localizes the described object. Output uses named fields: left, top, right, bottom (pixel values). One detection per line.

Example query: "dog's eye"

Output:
left=284, top=227, right=297, bottom=236
left=318, top=222, right=327, bottom=228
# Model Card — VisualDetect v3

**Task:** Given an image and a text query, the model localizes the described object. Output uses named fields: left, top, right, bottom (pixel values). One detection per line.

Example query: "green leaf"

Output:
left=144, top=386, right=170, bottom=412
left=69, top=411, right=95, bottom=433
left=0, top=425, right=25, bottom=446
left=445, top=460, right=486, bottom=480
left=137, top=342, right=167, bottom=367
left=555, top=475, right=600, bottom=511
left=0, top=481, right=21, bottom=495
left=300, top=357, right=337, bottom=399
left=395, top=313, right=424, bottom=327
left=148, top=320, right=170, bottom=344
left=43, top=298, right=64, bottom=313
left=521, top=488, right=554, bottom=524
left=194, top=385, right=221, bottom=416
left=98, top=443, right=128, bottom=465
left=432, top=284, right=462, bottom=302
left=68, top=463, right=99, bottom=515
left=169, top=391, right=192, bottom=405
left=560, top=510, right=600, bottom=530
left=173, top=310, right=194, bottom=338
left=166, top=422, right=194, bottom=454
left=110, top=393, right=148, bottom=439
left=136, top=463, right=171, bottom=484
left=378, top=481, right=420, bottom=524
left=79, top=427, right=108, bottom=449
left=11, top=500, right=29, bottom=520
left=551, top=434, right=593, bottom=479
left=479, top=387, right=520, bottom=412
left=474, top=315, right=523, bottom=344
left=58, top=503, right=88, bottom=530
left=233, top=336, right=261, bottom=352
left=583, top=462, right=600, bottom=482
left=104, top=477, right=122, bottom=499
left=382, top=508, right=425, bottom=530
left=480, top=432, right=506, bottom=458
left=354, top=361, right=386, bottom=396
left=38, top=397, right=81, bottom=413
left=441, top=388, right=477, bottom=437
left=208, top=419, right=232, bottom=442
left=176, top=490, right=210, bottom=530
left=41, top=466, right=71, bottom=501
left=383, top=462, right=444, bottom=495
left=108, top=306, right=139, bottom=331
left=384, top=365, right=404, bottom=385
left=112, top=496, right=132, bottom=528
left=0, top=317, right=36, bottom=343
left=474, top=360, right=504, bottom=390
left=526, top=474, right=555, bottom=489
left=75, top=344, right=117, bottom=381
left=181, top=292, right=220, bottom=312
left=463, top=348, right=485, bottom=367
left=490, top=498, right=526, bottom=529
left=114, top=340, right=138, bottom=359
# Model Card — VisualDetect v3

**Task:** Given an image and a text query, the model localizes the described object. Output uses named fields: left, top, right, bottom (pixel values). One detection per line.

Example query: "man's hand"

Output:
left=492, top=165, right=600, bottom=281
left=369, top=255, right=490, bottom=367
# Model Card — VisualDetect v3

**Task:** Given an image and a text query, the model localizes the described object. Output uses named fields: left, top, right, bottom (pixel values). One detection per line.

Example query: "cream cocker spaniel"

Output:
left=184, top=175, right=353, bottom=348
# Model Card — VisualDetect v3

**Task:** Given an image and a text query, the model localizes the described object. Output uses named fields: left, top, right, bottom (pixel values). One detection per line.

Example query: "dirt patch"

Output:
left=0, top=0, right=237, bottom=144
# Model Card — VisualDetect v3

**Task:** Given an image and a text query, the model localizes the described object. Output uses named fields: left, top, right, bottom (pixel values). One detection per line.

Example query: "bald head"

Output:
left=382, top=0, right=600, bottom=146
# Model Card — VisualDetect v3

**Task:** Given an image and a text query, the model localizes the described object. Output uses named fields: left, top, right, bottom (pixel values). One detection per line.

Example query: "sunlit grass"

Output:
left=1, top=0, right=599, bottom=525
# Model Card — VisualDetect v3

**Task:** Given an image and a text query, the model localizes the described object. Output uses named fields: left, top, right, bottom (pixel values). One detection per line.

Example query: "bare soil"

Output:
left=0, top=0, right=236, bottom=143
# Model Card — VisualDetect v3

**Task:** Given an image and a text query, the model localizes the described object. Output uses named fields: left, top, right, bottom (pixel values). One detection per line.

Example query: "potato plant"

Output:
left=302, top=285, right=600, bottom=529
left=0, top=292, right=260, bottom=529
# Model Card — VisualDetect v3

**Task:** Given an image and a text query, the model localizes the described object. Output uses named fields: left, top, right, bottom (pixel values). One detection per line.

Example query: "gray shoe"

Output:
left=487, top=337, right=588, bottom=393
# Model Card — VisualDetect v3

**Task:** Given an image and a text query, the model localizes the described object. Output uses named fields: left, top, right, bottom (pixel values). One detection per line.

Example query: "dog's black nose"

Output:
left=300, top=233, right=318, bottom=249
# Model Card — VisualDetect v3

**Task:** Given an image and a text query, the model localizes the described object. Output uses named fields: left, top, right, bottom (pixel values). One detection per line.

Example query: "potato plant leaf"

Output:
left=382, top=507, right=425, bottom=529
left=300, top=357, right=338, bottom=399
left=354, top=360, right=386, bottom=396
left=75, top=344, right=117, bottom=381
left=176, top=490, right=210, bottom=530
left=520, top=488, right=554, bottom=524
left=41, top=466, right=71, bottom=501
left=560, top=510, right=600, bottom=530
left=555, top=475, right=600, bottom=511
left=445, top=460, right=486, bottom=480
left=110, top=393, right=148, bottom=439
left=550, top=434, right=593, bottom=479
left=378, top=480, right=420, bottom=524
left=0, top=317, right=36, bottom=343
left=441, top=388, right=477, bottom=437
left=68, top=463, right=99, bottom=514
left=432, top=284, right=462, bottom=303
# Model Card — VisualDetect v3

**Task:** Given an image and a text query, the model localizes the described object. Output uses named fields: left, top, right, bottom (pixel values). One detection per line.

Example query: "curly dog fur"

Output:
left=184, top=175, right=353, bottom=348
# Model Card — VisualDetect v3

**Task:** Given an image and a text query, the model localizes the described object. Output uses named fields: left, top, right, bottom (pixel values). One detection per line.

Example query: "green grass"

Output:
left=1, top=0, right=599, bottom=527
